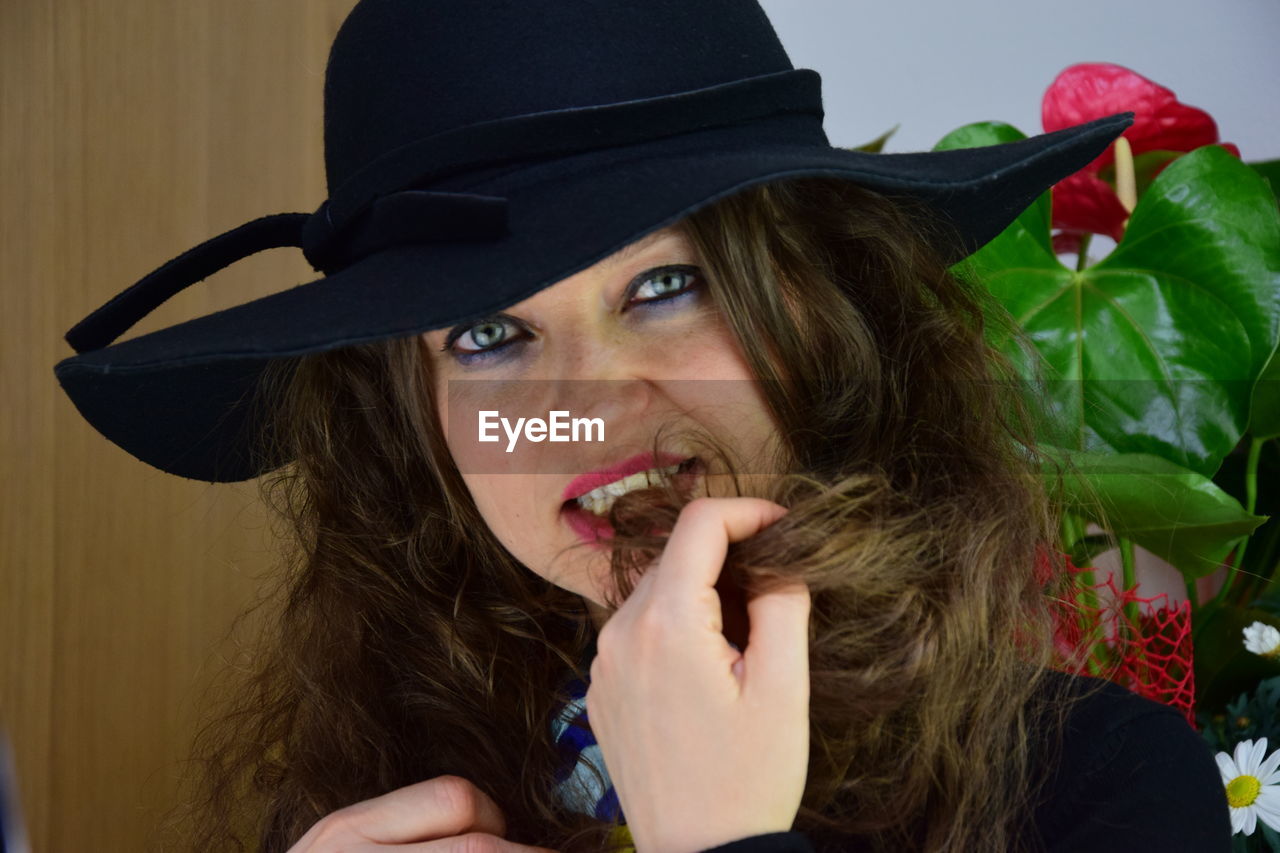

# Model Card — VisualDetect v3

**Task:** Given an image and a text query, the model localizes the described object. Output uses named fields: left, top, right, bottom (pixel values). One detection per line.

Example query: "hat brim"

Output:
left=54, top=112, right=1132, bottom=482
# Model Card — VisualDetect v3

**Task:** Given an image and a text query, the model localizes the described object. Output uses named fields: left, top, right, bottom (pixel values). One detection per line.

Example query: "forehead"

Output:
left=590, top=224, right=693, bottom=274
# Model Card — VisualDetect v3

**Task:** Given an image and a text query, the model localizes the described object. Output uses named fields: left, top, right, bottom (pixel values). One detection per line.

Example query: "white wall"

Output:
left=759, top=0, right=1279, bottom=162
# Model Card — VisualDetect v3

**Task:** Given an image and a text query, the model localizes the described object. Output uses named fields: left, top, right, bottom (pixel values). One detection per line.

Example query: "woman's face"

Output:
left=422, top=225, right=783, bottom=626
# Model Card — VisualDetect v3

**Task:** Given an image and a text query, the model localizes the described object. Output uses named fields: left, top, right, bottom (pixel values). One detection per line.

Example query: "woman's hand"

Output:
left=287, top=775, right=559, bottom=851
left=586, top=497, right=811, bottom=853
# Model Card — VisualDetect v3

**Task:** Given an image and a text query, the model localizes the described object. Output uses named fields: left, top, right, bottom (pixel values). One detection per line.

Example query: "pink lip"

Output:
left=561, top=503, right=615, bottom=547
left=560, top=451, right=689, bottom=502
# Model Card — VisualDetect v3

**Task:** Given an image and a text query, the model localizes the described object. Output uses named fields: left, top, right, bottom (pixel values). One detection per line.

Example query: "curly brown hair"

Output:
left=158, top=176, right=1108, bottom=852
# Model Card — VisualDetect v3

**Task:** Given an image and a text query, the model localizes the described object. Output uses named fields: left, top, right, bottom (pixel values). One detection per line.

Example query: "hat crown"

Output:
left=322, top=0, right=795, bottom=191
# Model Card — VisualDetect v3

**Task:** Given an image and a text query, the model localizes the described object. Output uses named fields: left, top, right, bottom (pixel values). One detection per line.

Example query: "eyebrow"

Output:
left=601, top=228, right=683, bottom=268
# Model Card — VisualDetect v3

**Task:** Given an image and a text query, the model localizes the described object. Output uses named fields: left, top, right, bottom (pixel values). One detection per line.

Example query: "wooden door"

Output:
left=1, top=2, right=356, bottom=849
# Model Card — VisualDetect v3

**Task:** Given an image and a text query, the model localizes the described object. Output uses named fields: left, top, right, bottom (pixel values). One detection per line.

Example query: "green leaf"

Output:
left=935, top=123, right=1058, bottom=289
left=1215, top=440, right=1280, bottom=605
left=1261, top=822, right=1280, bottom=853
left=946, top=137, right=1280, bottom=477
left=1254, top=523, right=1280, bottom=602
left=1069, top=533, right=1116, bottom=569
left=1103, top=145, right=1280, bottom=375
left=1085, top=146, right=1280, bottom=473
left=1252, top=343, right=1280, bottom=439
left=843, top=124, right=899, bottom=153
left=1248, top=158, right=1280, bottom=199
left=1044, top=448, right=1268, bottom=578
left=933, top=120, right=1028, bottom=151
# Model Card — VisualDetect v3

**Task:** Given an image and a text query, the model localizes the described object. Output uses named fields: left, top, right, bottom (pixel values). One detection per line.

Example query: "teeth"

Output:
left=575, top=463, right=683, bottom=516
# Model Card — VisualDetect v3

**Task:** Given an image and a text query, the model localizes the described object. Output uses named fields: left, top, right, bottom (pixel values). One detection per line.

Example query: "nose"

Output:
left=572, top=375, right=653, bottom=429
left=546, top=328, right=657, bottom=428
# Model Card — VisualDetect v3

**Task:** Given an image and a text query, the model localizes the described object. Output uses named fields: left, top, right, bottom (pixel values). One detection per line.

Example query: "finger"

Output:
left=652, top=498, right=789, bottom=609
left=741, top=579, right=811, bottom=696
left=415, top=836, right=560, bottom=852
left=339, top=776, right=507, bottom=844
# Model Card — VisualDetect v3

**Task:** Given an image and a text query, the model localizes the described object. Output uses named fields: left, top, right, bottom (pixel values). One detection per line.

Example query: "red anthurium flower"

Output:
left=1043, top=62, right=1240, bottom=246
left=1051, top=172, right=1132, bottom=247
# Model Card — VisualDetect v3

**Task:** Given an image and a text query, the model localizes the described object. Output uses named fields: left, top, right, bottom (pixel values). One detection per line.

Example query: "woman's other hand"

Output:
left=286, top=775, right=559, bottom=851
left=586, top=497, right=811, bottom=853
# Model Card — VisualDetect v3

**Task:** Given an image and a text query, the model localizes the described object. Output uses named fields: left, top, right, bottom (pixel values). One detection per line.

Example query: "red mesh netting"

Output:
left=1037, top=550, right=1198, bottom=730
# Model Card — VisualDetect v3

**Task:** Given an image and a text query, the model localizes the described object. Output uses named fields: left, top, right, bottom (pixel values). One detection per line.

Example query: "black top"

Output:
left=700, top=672, right=1232, bottom=852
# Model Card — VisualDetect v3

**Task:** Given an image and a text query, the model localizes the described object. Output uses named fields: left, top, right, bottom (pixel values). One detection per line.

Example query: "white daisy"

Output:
left=1216, top=737, right=1280, bottom=835
left=1242, top=622, right=1280, bottom=658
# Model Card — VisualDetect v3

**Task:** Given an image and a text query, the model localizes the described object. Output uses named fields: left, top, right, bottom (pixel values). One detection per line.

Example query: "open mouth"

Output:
left=560, top=456, right=703, bottom=544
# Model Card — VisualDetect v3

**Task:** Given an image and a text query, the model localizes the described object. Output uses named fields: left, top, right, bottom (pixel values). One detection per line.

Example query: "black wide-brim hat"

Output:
left=54, top=0, right=1132, bottom=484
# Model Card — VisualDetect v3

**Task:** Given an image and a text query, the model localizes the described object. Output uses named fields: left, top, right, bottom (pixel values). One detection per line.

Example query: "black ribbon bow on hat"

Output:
left=63, top=189, right=509, bottom=356
left=300, top=190, right=509, bottom=273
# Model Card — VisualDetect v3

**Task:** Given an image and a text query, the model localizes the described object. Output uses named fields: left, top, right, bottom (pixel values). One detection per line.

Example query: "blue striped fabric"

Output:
left=550, top=675, right=626, bottom=823
left=550, top=641, right=742, bottom=825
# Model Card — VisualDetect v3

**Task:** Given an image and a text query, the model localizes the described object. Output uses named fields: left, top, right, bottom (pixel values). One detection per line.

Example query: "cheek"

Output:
left=459, top=473, right=535, bottom=558
left=462, top=471, right=605, bottom=600
left=435, top=379, right=536, bottom=478
left=666, top=324, right=782, bottom=474
left=664, top=315, right=749, bottom=375
left=665, top=316, right=767, bottom=405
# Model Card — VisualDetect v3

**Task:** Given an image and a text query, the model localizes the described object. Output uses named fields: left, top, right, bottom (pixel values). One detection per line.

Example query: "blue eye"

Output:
left=629, top=266, right=701, bottom=307
left=441, top=315, right=526, bottom=364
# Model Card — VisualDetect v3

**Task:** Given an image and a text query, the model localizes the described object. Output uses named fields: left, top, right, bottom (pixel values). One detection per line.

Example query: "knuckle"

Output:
left=633, top=601, right=674, bottom=638
left=594, top=619, right=623, bottom=659
left=690, top=586, right=721, bottom=614
left=597, top=601, right=669, bottom=655
left=306, top=808, right=359, bottom=846
left=433, top=774, right=480, bottom=825
left=680, top=496, right=716, bottom=519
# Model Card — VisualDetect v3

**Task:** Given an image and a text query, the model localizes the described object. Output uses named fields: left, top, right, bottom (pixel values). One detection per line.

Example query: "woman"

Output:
left=53, top=1, right=1230, bottom=851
